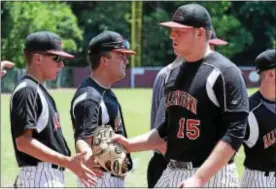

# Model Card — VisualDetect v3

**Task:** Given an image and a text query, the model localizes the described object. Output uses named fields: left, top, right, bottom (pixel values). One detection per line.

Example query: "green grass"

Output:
left=1, top=88, right=258, bottom=187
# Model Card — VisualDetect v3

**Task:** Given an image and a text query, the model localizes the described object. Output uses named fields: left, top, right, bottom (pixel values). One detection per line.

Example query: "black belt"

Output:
left=264, top=171, right=276, bottom=177
left=22, top=163, right=65, bottom=171
left=51, top=164, right=65, bottom=171
left=168, top=159, right=234, bottom=169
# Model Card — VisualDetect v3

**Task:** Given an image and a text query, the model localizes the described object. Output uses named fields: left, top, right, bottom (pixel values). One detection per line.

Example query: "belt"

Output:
left=22, top=162, right=65, bottom=171
left=264, top=171, right=276, bottom=177
left=168, top=159, right=234, bottom=169
left=51, top=164, right=65, bottom=171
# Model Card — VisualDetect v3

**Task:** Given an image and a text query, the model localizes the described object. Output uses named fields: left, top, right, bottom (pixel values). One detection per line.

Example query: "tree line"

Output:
left=1, top=1, right=275, bottom=68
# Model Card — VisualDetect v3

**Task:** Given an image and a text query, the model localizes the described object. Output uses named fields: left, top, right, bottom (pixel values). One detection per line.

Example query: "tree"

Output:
left=231, top=1, right=276, bottom=65
left=142, top=1, right=254, bottom=66
left=1, top=1, right=83, bottom=68
left=68, top=1, right=132, bottom=67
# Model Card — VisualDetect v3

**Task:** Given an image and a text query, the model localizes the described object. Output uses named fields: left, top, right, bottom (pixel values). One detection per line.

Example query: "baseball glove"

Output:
left=91, top=125, right=129, bottom=177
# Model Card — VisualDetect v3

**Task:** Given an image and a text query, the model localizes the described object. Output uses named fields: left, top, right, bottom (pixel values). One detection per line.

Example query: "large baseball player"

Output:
left=70, top=31, right=135, bottom=187
left=242, top=49, right=276, bottom=187
left=10, top=31, right=97, bottom=188
left=111, top=4, right=249, bottom=188
left=147, top=28, right=228, bottom=188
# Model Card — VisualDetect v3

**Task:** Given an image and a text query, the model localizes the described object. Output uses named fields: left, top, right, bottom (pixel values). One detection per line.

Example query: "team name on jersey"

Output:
left=263, top=129, right=276, bottom=149
left=165, top=90, right=197, bottom=114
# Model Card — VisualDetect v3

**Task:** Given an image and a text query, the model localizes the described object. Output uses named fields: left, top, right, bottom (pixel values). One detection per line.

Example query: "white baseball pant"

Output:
left=78, top=172, right=124, bottom=187
left=241, top=168, right=276, bottom=187
left=14, top=162, right=64, bottom=187
left=155, top=161, right=239, bottom=187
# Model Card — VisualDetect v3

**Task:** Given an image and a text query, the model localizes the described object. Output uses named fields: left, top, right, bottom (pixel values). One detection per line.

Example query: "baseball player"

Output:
left=147, top=28, right=228, bottom=188
left=147, top=56, right=183, bottom=188
left=1, top=60, right=14, bottom=78
left=111, top=4, right=249, bottom=188
left=209, top=28, right=228, bottom=50
left=10, top=31, right=98, bottom=188
left=241, top=49, right=276, bottom=187
left=70, top=30, right=135, bottom=187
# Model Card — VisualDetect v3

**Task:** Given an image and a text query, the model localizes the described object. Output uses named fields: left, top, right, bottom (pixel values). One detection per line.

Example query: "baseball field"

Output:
left=1, top=88, right=258, bottom=187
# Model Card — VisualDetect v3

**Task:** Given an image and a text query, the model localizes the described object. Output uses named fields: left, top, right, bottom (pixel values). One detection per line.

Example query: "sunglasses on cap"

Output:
left=101, top=40, right=130, bottom=50
left=35, top=52, right=64, bottom=63
left=51, top=55, right=64, bottom=63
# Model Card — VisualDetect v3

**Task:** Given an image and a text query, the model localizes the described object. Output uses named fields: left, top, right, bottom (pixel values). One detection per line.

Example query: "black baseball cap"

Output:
left=209, top=28, right=228, bottom=46
left=159, top=4, right=212, bottom=30
left=24, top=31, right=74, bottom=58
left=255, top=49, right=276, bottom=73
left=88, top=31, right=136, bottom=55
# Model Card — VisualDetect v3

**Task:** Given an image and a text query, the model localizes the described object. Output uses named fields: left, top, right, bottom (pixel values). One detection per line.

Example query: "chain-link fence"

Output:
left=1, top=67, right=74, bottom=93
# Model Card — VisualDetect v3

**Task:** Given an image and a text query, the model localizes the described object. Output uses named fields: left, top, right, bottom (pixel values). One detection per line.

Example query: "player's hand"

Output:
left=178, top=176, right=204, bottom=188
left=84, top=154, right=103, bottom=178
left=1, top=60, right=15, bottom=78
left=66, top=151, right=99, bottom=187
left=108, top=134, right=131, bottom=152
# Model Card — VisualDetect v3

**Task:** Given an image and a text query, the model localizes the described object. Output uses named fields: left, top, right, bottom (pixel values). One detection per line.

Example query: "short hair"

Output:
left=23, top=51, right=34, bottom=65
left=206, top=29, right=211, bottom=41
left=87, top=51, right=111, bottom=71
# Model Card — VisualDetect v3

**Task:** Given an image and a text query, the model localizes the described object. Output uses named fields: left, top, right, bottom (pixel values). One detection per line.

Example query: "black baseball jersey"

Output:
left=70, top=77, right=133, bottom=171
left=158, top=52, right=249, bottom=162
left=10, top=75, right=71, bottom=167
left=243, top=91, right=276, bottom=171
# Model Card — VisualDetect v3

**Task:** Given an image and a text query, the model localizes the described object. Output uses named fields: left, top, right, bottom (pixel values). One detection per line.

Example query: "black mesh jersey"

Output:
left=243, top=91, right=276, bottom=171
left=158, top=52, right=249, bottom=162
left=70, top=77, right=133, bottom=171
left=10, top=75, right=71, bottom=167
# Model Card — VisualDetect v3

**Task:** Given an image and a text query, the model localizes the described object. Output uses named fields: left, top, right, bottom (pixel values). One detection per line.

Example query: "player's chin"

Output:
left=50, top=72, right=60, bottom=80
left=120, top=71, right=126, bottom=79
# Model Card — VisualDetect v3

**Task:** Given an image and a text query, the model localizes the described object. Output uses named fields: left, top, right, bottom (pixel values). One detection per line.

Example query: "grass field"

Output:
left=1, top=88, right=258, bottom=187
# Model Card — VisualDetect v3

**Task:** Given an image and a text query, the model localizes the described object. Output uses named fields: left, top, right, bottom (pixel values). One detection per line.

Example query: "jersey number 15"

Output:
left=177, top=118, right=200, bottom=140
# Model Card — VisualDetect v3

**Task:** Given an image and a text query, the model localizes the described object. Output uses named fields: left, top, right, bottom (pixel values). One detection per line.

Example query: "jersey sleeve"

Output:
left=243, top=111, right=259, bottom=148
left=213, top=66, right=249, bottom=150
left=157, top=111, right=168, bottom=139
left=150, top=68, right=167, bottom=130
left=10, top=87, right=41, bottom=138
left=72, top=97, right=101, bottom=141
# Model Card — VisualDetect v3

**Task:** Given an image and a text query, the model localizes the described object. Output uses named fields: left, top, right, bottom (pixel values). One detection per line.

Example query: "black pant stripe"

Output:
left=156, top=169, right=166, bottom=187
left=25, top=168, right=31, bottom=187
left=50, top=168, right=57, bottom=186
left=31, top=167, right=36, bottom=187
left=43, top=164, right=50, bottom=187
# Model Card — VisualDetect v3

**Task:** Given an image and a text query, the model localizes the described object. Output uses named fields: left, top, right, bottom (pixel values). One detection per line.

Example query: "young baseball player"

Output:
left=242, top=49, right=276, bottom=187
left=70, top=30, right=135, bottom=187
left=147, top=27, right=228, bottom=188
left=10, top=31, right=98, bottom=188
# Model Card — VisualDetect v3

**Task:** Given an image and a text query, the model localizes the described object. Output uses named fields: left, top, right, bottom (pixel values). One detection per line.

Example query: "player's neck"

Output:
left=260, top=85, right=276, bottom=102
left=90, top=72, right=111, bottom=89
left=26, top=67, right=45, bottom=84
left=184, top=44, right=211, bottom=62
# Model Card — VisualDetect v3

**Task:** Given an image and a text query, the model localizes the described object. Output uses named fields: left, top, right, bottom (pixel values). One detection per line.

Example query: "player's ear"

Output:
left=100, top=56, right=108, bottom=67
left=33, top=54, right=43, bottom=65
left=268, top=69, right=275, bottom=78
left=197, top=28, right=205, bottom=37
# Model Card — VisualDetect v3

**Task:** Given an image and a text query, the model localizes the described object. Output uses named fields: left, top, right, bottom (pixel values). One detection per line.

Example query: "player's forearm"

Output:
left=16, top=136, right=70, bottom=168
left=128, top=129, right=165, bottom=152
left=193, top=140, right=236, bottom=185
left=75, top=138, right=93, bottom=158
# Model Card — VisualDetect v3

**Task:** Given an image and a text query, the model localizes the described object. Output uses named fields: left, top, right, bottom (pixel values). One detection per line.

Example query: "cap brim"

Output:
left=112, top=49, right=136, bottom=55
left=209, top=39, right=228, bottom=46
left=47, top=50, right=75, bottom=59
left=159, top=21, right=193, bottom=29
